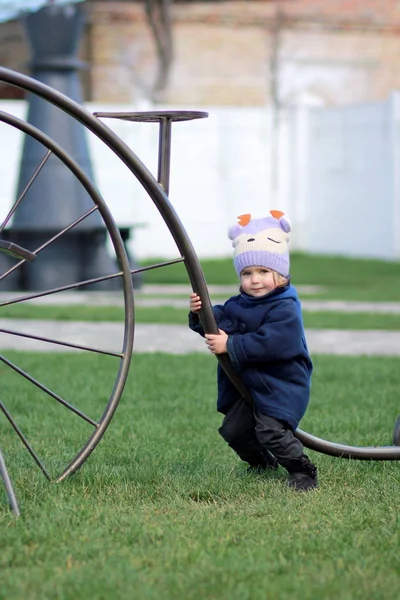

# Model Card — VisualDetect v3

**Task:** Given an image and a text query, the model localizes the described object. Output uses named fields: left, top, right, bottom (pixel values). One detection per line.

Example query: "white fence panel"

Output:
left=1, top=96, right=400, bottom=260
left=282, top=96, right=399, bottom=260
left=0, top=100, right=274, bottom=260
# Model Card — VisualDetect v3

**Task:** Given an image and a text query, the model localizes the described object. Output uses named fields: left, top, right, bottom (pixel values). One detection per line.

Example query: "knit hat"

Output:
left=227, top=210, right=291, bottom=278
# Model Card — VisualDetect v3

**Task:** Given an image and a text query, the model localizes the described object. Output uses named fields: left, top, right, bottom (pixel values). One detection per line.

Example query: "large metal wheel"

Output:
left=0, top=82, right=135, bottom=485
left=0, top=67, right=398, bottom=501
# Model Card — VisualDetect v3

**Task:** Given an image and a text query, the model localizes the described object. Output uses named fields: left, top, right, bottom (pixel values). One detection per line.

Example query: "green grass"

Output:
left=301, top=311, right=400, bottom=330
left=1, top=352, right=400, bottom=600
left=3, top=303, right=400, bottom=330
left=0, top=303, right=128, bottom=321
left=140, top=253, right=400, bottom=301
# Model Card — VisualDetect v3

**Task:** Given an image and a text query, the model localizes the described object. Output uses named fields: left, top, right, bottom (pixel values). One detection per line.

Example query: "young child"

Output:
left=188, top=210, right=317, bottom=491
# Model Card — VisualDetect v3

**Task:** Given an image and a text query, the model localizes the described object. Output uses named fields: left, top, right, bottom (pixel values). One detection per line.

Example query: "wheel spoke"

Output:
left=0, top=327, right=124, bottom=357
left=0, top=257, right=185, bottom=308
left=0, top=355, right=98, bottom=427
left=0, top=272, right=124, bottom=306
left=132, top=257, right=184, bottom=274
left=0, top=149, right=52, bottom=234
left=34, top=206, right=100, bottom=253
left=0, top=401, right=51, bottom=480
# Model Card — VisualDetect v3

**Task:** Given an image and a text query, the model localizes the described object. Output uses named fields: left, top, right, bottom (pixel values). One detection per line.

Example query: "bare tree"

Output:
left=269, top=3, right=283, bottom=197
left=145, top=0, right=173, bottom=99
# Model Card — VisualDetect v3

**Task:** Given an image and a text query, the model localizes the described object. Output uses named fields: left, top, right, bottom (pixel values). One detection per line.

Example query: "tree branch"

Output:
left=145, top=0, right=173, bottom=99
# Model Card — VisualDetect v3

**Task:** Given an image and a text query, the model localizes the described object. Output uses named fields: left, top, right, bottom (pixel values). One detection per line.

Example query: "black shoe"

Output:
left=284, top=455, right=318, bottom=491
left=288, top=472, right=318, bottom=491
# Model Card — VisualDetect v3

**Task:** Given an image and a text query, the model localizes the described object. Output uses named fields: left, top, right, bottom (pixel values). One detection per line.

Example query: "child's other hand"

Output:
left=190, top=293, right=202, bottom=313
left=205, top=329, right=228, bottom=354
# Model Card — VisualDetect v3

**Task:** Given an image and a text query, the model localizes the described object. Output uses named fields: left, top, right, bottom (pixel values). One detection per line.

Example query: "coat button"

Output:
left=239, top=323, right=247, bottom=332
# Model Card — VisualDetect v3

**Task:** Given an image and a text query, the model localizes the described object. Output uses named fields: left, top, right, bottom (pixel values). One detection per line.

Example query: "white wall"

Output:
left=1, top=95, right=400, bottom=261
left=0, top=100, right=276, bottom=260
left=281, top=95, right=400, bottom=260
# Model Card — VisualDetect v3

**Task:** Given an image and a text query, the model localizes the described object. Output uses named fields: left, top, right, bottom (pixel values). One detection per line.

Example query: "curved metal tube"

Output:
left=1, top=67, right=398, bottom=462
left=293, top=429, right=400, bottom=460
left=0, top=109, right=135, bottom=482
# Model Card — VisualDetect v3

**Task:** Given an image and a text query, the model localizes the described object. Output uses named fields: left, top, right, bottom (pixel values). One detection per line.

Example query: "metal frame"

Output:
left=0, top=65, right=399, bottom=513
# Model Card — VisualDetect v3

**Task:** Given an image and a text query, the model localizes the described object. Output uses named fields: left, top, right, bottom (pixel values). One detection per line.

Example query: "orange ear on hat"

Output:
left=270, top=210, right=284, bottom=220
left=237, top=214, right=251, bottom=226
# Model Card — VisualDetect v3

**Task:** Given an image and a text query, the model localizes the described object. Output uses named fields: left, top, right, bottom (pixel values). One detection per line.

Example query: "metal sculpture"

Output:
left=0, top=66, right=398, bottom=515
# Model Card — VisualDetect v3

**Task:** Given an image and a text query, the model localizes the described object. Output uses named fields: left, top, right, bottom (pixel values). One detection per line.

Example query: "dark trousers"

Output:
left=218, top=397, right=304, bottom=470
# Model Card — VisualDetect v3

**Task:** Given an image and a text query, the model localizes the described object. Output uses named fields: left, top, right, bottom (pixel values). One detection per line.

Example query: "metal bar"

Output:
left=34, top=206, right=99, bottom=253
left=0, top=401, right=51, bottom=479
left=0, top=327, right=123, bottom=358
left=0, top=150, right=52, bottom=234
left=0, top=447, right=20, bottom=516
left=130, top=257, right=184, bottom=273
left=157, top=117, right=172, bottom=195
left=0, top=355, right=98, bottom=428
left=0, top=258, right=185, bottom=308
left=0, top=272, right=124, bottom=307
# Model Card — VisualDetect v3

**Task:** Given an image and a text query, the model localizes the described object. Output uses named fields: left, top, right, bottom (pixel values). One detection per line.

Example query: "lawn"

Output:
left=2, top=303, right=400, bottom=331
left=1, top=253, right=399, bottom=328
left=1, top=352, right=399, bottom=600
left=139, top=253, right=400, bottom=301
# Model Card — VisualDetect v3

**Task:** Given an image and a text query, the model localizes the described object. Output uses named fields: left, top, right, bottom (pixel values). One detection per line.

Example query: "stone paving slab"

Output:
left=2, top=290, right=400, bottom=313
left=0, top=320, right=399, bottom=356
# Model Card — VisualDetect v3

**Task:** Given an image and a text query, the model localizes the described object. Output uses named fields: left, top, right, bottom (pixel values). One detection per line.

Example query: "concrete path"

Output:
left=2, top=287, right=400, bottom=313
left=0, top=286, right=399, bottom=355
left=0, top=319, right=399, bottom=356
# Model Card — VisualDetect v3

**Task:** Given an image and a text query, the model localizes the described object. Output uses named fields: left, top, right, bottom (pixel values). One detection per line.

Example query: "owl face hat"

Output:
left=227, top=210, right=291, bottom=278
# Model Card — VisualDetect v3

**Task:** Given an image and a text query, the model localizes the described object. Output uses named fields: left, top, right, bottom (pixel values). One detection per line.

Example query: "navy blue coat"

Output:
left=189, top=284, right=313, bottom=430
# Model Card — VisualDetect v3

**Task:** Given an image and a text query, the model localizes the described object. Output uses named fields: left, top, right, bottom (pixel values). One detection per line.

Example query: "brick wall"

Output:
left=84, top=0, right=400, bottom=105
left=1, top=1, right=400, bottom=105
left=0, top=18, right=29, bottom=98
left=85, top=3, right=155, bottom=102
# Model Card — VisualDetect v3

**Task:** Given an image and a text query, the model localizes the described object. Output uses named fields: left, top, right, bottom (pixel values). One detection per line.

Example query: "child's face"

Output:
left=240, top=266, right=277, bottom=297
